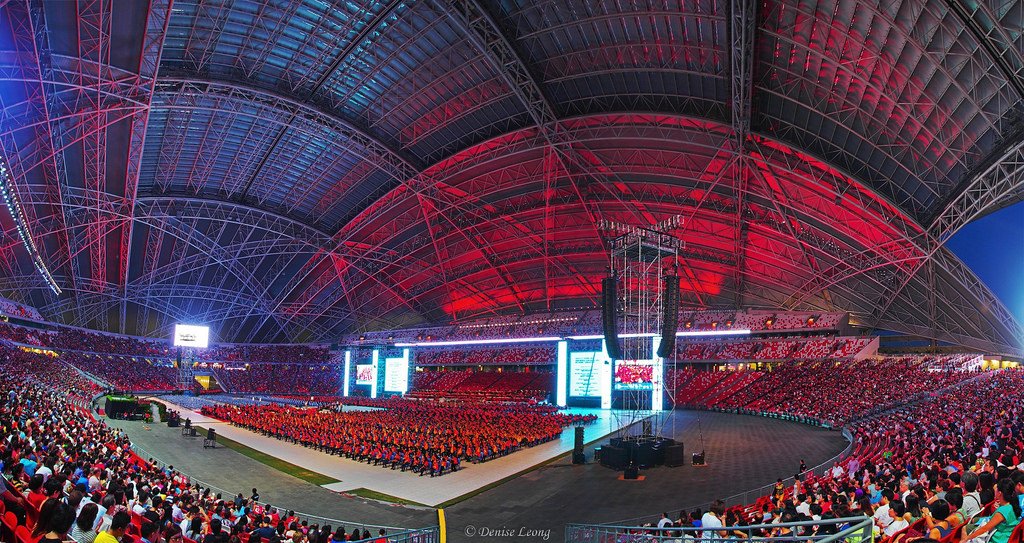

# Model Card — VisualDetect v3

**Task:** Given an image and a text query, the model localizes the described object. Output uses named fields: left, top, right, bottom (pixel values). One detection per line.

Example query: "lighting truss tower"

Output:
left=177, top=348, right=196, bottom=392
left=602, top=218, right=684, bottom=440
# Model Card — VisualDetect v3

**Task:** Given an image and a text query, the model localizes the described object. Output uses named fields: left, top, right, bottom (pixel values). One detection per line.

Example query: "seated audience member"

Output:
left=71, top=503, right=102, bottom=543
left=961, top=472, right=983, bottom=521
left=0, top=471, right=29, bottom=523
left=204, top=518, right=229, bottom=543
left=185, top=514, right=206, bottom=540
left=164, top=525, right=184, bottom=543
left=961, top=479, right=1020, bottom=543
left=141, top=522, right=162, bottom=543
left=701, top=500, right=727, bottom=541
left=251, top=516, right=278, bottom=543
left=33, top=499, right=78, bottom=543
left=884, top=501, right=910, bottom=537
left=24, top=473, right=47, bottom=509
left=925, top=500, right=954, bottom=540
left=96, top=512, right=132, bottom=543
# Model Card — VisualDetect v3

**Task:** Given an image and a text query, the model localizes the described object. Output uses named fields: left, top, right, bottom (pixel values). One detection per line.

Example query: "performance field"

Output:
left=155, top=398, right=625, bottom=507
left=112, top=404, right=848, bottom=542
left=1, top=2, right=1022, bottom=543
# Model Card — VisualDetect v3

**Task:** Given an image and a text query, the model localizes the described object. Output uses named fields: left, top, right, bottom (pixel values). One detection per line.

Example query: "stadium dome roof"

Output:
left=0, top=0, right=1022, bottom=354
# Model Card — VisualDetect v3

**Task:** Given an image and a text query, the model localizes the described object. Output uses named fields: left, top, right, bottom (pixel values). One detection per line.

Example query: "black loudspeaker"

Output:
left=692, top=451, right=706, bottom=466
left=574, top=426, right=585, bottom=453
left=602, top=445, right=627, bottom=470
left=665, top=444, right=685, bottom=467
left=624, top=465, right=640, bottom=479
left=642, top=419, right=653, bottom=436
left=657, top=275, right=680, bottom=358
left=602, top=276, right=622, bottom=360
left=635, top=445, right=655, bottom=468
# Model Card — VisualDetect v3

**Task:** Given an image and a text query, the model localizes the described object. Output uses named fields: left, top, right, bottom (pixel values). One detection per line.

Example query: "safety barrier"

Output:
left=566, top=515, right=874, bottom=543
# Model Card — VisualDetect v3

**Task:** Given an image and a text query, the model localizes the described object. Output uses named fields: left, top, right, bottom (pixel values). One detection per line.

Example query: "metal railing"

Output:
left=566, top=515, right=875, bottom=543
left=348, top=528, right=440, bottom=543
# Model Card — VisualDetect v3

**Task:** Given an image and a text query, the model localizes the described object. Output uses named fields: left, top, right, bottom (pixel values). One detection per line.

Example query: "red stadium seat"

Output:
left=14, top=525, right=38, bottom=543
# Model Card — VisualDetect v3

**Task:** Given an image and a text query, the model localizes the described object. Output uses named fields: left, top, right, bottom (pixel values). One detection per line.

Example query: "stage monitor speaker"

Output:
left=574, top=426, right=585, bottom=454
left=665, top=444, right=685, bottom=467
left=602, top=276, right=622, bottom=360
left=572, top=452, right=586, bottom=465
left=657, top=275, right=680, bottom=358
left=623, top=465, right=640, bottom=479
left=601, top=445, right=627, bottom=470
left=635, top=444, right=655, bottom=468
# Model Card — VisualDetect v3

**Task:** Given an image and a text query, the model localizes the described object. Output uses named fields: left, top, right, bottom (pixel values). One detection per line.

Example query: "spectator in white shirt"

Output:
left=961, top=472, right=983, bottom=520
left=795, top=494, right=812, bottom=517
left=35, top=457, right=54, bottom=483
left=883, top=501, right=909, bottom=537
left=701, top=500, right=727, bottom=543
left=658, top=512, right=673, bottom=529
left=873, top=489, right=894, bottom=530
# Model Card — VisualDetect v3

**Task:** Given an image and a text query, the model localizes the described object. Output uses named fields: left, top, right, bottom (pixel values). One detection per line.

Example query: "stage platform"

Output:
left=156, top=398, right=634, bottom=507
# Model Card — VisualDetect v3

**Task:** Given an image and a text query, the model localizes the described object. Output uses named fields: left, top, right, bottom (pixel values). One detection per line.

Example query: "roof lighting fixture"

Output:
left=676, top=329, right=751, bottom=337
left=394, top=336, right=563, bottom=347
left=0, top=156, right=61, bottom=295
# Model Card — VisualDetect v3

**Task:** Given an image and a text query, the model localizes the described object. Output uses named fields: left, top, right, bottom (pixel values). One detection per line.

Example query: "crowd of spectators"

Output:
left=405, top=370, right=553, bottom=402
left=0, top=347, right=405, bottom=543
left=691, top=358, right=977, bottom=426
left=674, top=336, right=873, bottom=361
left=614, top=364, right=655, bottom=385
left=63, top=353, right=178, bottom=392
left=0, top=323, right=50, bottom=347
left=0, top=296, right=42, bottom=320
left=413, top=346, right=555, bottom=367
left=212, top=365, right=343, bottom=396
left=0, top=321, right=331, bottom=368
left=0, top=345, right=101, bottom=406
left=194, top=346, right=330, bottom=365
left=628, top=369, right=1023, bottom=543
left=201, top=400, right=596, bottom=477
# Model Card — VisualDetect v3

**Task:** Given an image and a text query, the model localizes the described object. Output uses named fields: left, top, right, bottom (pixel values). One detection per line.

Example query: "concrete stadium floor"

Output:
left=445, top=411, right=848, bottom=542
left=108, top=410, right=848, bottom=543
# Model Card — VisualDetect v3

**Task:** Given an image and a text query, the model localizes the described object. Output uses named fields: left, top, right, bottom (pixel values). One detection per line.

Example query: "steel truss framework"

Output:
left=0, top=0, right=1020, bottom=354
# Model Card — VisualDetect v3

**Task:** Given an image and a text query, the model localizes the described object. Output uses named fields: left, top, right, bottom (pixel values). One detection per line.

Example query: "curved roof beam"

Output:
left=186, top=1, right=407, bottom=203
left=940, top=0, right=1024, bottom=100
left=929, top=134, right=1024, bottom=243
left=152, top=76, right=423, bottom=180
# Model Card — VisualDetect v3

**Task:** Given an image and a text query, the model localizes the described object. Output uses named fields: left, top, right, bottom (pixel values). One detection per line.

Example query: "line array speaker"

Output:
left=602, top=276, right=622, bottom=360
left=657, top=275, right=680, bottom=358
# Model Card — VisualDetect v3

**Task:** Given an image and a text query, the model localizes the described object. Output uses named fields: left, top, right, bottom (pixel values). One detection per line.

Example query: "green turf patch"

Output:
left=194, top=426, right=340, bottom=486
left=344, top=488, right=430, bottom=508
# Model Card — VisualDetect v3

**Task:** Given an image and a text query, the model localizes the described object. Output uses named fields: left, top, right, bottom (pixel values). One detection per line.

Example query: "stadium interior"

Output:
left=1, top=1, right=1023, bottom=543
